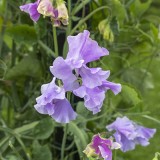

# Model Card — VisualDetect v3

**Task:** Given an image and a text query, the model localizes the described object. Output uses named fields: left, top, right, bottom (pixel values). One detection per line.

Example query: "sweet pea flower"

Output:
left=74, top=86, right=106, bottom=114
left=83, top=134, right=121, bottom=160
left=50, top=30, right=109, bottom=89
left=20, top=0, right=40, bottom=22
left=56, top=1, right=69, bottom=25
left=34, top=77, right=77, bottom=123
left=50, top=30, right=121, bottom=114
left=106, top=116, right=156, bottom=152
left=37, top=0, right=55, bottom=17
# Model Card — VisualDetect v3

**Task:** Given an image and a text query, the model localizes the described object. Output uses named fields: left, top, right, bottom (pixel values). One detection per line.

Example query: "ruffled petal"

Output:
left=37, top=0, right=55, bottom=17
left=20, top=1, right=40, bottom=22
left=67, top=30, right=108, bottom=66
left=101, top=81, right=122, bottom=95
left=74, top=86, right=105, bottom=114
left=99, top=144, right=112, bottom=160
left=79, top=65, right=110, bottom=89
left=51, top=99, right=77, bottom=123
left=50, top=57, right=79, bottom=91
left=34, top=102, right=55, bottom=115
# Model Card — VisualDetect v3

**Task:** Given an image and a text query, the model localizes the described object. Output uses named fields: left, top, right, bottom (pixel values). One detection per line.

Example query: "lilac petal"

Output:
left=36, top=78, right=65, bottom=105
left=67, top=30, right=108, bottom=66
left=20, top=1, right=40, bottom=22
left=99, top=144, right=112, bottom=160
left=73, top=86, right=86, bottom=98
left=50, top=57, right=79, bottom=91
left=136, top=126, right=156, bottom=139
left=106, top=117, right=136, bottom=139
left=34, top=102, right=55, bottom=115
left=79, top=65, right=110, bottom=88
left=114, top=132, right=135, bottom=152
left=135, top=126, right=156, bottom=146
left=74, top=86, right=105, bottom=114
left=51, top=99, right=77, bottom=123
left=101, top=81, right=122, bottom=95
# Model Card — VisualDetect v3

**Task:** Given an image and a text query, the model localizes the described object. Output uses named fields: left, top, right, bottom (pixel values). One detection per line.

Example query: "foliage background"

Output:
left=0, top=0, right=160, bottom=160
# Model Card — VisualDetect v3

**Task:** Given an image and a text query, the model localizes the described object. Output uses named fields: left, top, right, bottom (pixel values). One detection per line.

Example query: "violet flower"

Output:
left=50, top=30, right=121, bottom=114
left=20, top=0, right=41, bottom=22
left=106, top=116, right=156, bottom=152
left=34, top=78, right=77, bottom=123
left=83, top=134, right=121, bottom=160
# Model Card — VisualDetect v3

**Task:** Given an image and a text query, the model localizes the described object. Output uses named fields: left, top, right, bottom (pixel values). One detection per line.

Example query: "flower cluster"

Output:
left=83, top=134, right=121, bottom=160
left=34, top=30, right=121, bottom=123
left=106, top=116, right=156, bottom=152
left=20, top=0, right=68, bottom=26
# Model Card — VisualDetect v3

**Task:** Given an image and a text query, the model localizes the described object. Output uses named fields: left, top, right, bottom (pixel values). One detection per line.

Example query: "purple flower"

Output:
left=66, top=30, right=109, bottom=68
left=83, top=134, right=121, bottom=160
left=106, top=116, right=156, bottom=152
left=34, top=78, right=77, bottom=123
left=78, top=65, right=110, bottom=89
left=74, top=86, right=106, bottom=114
left=20, top=0, right=40, bottom=22
left=50, top=57, right=79, bottom=91
left=50, top=30, right=121, bottom=114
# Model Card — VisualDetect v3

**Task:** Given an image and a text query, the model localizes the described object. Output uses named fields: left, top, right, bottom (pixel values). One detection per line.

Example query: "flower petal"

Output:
left=101, top=81, right=122, bottom=95
left=79, top=65, right=110, bottom=89
left=99, top=144, right=112, bottom=160
left=50, top=57, right=79, bottom=91
left=51, top=99, right=77, bottom=123
left=67, top=30, right=108, bottom=66
left=20, top=1, right=40, bottom=22
left=74, top=86, right=105, bottom=114
left=34, top=102, right=55, bottom=115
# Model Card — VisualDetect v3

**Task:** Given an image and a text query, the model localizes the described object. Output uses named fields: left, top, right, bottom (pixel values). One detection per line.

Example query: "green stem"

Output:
left=38, top=40, right=56, bottom=57
left=0, top=1, right=8, bottom=57
left=114, top=150, right=117, bottom=160
left=63, top=0, right=72, bottom=58
left=52, top=26, right=59, bottom=57
left=71, top=6, right=111, bottom=35
left=61, top=124, right=68, bottom=160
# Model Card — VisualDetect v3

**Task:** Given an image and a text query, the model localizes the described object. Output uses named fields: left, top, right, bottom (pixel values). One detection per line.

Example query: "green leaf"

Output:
left=110, top=0, right=126, bottom=26
left=32, top=141, right=52, bottom=160
left=130, top=0, right=152, bottom=19
left=0, top=0, right=6, bottom=15
left=0, top=59, right=7, bottom=79
left=14, top=121, right=39, bottom=134
left=121, top=84, right=142, bottom=107
left=76, top=102, right=91, bottom=119
left=5, top=24, right=37, bottom=44
left=34, top=117, right=55, bottom=140
left=68, top=122, right=88, bottom=157
left=5, top=55, right=42, bottom=80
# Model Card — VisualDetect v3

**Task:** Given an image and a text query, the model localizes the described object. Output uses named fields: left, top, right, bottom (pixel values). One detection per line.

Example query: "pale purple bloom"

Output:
left=50, top=57, right=79, bottom=91
left=74, top=86, right=106, bottom=114
left=50, top=30, right=121, bottom=114
left=100, top=81, right=122, bottom=95
left=34, top=78, right=77, bottom=123
left=106, top=116, right=156, bottom=152
left=83, top=134, right=121, bottom=160
left=20, top=0, right=40, bottom=22
left=66, top=30, right=109, bottom=68
left=79, top=65, right=110, bottom=89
